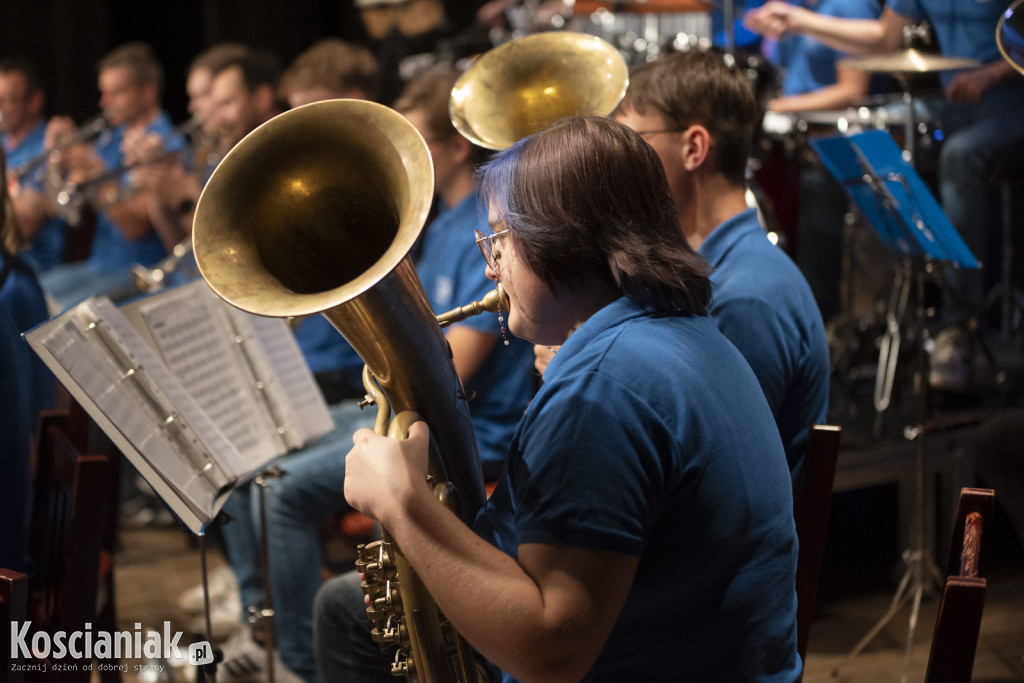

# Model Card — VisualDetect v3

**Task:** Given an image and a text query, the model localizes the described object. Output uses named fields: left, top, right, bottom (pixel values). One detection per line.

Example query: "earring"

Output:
left=495, top=279, right=510, bottom=346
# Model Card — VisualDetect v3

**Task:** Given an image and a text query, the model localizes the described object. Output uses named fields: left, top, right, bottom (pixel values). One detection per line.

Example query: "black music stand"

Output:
left=812, top=130, right=978, bottom=683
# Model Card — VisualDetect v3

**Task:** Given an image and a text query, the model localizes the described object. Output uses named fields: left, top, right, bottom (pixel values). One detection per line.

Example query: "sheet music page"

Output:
left=229, top=309, right=335, bottom=445
left=122, top=281, right=284, bottom=474
left=24, top=299, right=238, bottom=531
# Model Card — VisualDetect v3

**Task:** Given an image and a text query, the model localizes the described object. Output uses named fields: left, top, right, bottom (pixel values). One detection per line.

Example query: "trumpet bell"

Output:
left=449, top=32, right=629, bottom=150
left=193, top=99, right=434, bottom=318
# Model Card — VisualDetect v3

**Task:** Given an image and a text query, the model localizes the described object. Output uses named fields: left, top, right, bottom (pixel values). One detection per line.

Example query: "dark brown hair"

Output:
left=480, top=116, right=711, bottom=315
left=278, top=39, right=380, bottom=102
left=189, top=42, right=249, bottom=77
left=97, top=42, right=164, bottom=97
left=618, top=50, right=757, bottom=185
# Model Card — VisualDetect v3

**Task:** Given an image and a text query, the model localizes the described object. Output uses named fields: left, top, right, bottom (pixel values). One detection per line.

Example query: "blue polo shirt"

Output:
left=1, top=250, right=55, bottom=417
left=3, top=121, right=67, bottom=270
left=415, top=189, right=536, bottom=478
left=888, top=0, right=1024, bottom=91
left=0, top=305, right=33, bottom=572
left=88, top=112, right=183, bottom=272
left=475, top=297, right=800, bottom=682
left=700, top=208, right=830, bottom=497
left=774, top=0, right=881, bottom=96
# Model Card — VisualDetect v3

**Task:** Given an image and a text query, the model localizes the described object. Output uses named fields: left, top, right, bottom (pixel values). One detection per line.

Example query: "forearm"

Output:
left=11, top=192, right=48, bottom=242
left=146, top=197, right=190, bottom=252
left=379, top=486, right=603, bottom=683
left=769, top=71, right=871, bottom=112
left=102, top=190, right=156, bottom=241
left=790, top=8, right=903, bottom=56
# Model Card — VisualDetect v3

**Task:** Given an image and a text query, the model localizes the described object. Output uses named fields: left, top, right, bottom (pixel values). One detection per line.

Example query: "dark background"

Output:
left=0, top=0, right=483, bottom=124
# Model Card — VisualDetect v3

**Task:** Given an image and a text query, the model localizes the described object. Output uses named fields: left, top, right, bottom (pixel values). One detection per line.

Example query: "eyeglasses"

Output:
left=634, top=128, right=684, bottom=139
left=474, top=229, right=509, bottom=267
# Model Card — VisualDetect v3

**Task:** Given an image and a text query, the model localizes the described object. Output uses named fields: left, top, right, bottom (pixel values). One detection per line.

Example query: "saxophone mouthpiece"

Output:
left=435, top=283, right=508, bottom=328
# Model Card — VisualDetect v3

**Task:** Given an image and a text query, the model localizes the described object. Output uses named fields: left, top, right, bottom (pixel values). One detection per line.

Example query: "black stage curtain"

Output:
left=0, top=0, right=370, bottom=125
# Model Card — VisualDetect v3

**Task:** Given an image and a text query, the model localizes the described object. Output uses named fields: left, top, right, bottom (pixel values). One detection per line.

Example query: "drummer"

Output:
left=745, top=0, right=1024, bottom=386
left=754, top=0, right=884, bottom=323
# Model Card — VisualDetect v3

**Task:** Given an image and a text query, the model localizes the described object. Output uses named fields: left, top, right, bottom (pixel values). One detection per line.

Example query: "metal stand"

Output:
left=253, top=466, right=287, bottom=683
left=871, top=81, right=917, bottom=434
left=196, top=534, right=221, bottom=683
left=846, top=267, right=945, bottom=683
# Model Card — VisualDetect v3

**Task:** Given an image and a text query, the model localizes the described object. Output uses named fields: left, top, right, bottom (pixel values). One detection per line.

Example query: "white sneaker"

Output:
left=188, top=593, right=242, bottom=642
left=216, top=629, right=302, bottom=683
left=928, top=326, right=972, bottom=391
left=178, top=565, right=239, bottom=614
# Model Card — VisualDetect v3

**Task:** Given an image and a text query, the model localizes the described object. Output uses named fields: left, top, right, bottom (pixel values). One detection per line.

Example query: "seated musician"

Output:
left=125, top=41, right=248, bottom=270
left=1, top=144, right=53, bottom=573
left=38, top=42, right=186, bottom=311
left=1, top=56, right=68, bottom=272
left=745, top=0, right=1024, bottom=387
left=213, top=64, right=536, bottom=683
left=751, top=0, right=884, bottom=324
left=609, top=50, right=829, bottom=499
left=314, top=115, right=800, bottom=683
left=277, top=38, right=381, bottom=108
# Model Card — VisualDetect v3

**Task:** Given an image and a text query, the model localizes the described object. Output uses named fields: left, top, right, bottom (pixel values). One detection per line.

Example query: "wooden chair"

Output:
left=2, top=568, right=28, bottom=683
left=795, top=424, right=842, bottom=666
left=923, top=487, right=994, bottom=683
left=27, top=410, right=112, bottom=683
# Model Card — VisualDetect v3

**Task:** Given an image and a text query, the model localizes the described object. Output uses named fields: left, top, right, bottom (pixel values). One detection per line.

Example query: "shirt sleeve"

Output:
left=711, top=295, right=792, bottom=419
left=509, top=371, right=672, bottom=556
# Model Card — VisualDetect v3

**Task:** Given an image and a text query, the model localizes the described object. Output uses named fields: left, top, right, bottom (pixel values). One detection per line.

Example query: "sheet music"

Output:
left=232, top=310, right=335, bottom=445
left=124, top=281, right=284, bottom=470
left=25, top=299, right=239, bottom=531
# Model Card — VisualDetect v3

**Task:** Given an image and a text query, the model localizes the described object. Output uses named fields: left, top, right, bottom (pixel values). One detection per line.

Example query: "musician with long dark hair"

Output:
left=315, top=116, right=801, bottom=682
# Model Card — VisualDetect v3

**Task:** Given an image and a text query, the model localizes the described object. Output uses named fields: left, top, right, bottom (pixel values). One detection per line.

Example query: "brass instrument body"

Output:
left=8, top=113, right=109, bottom=188
left=51, top=114, right=215, bottom=222
left=192, top=99, right=486, bottom=682
left=449, top=32, right=629, bottom=150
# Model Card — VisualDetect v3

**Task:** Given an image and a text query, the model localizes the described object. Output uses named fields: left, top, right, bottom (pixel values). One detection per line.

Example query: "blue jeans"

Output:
left=920, top=88, right=1024, bottom=318
left=221, top=401, right=375, bottom=682
left=313, top=571, right=394, bottom=683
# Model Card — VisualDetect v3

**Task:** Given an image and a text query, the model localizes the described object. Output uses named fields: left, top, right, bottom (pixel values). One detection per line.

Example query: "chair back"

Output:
left=924, top=487, right=995, bottom=683
left=795, top=424, right=842, bottom=665
left=27, top=410, right=110, bottom=683
left=2, top=568, right=28, bottom=683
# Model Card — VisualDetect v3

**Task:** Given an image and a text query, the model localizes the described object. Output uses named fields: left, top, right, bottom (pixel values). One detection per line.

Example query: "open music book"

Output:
left=25, top=280, right=334, bottom=535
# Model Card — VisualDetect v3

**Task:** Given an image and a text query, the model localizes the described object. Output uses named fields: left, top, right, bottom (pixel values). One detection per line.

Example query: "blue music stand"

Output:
left=812, top=130, right=980, bottom=683
left=812, top=130, right=978, bottom=270
left=812, top=130, right=980, bottom=426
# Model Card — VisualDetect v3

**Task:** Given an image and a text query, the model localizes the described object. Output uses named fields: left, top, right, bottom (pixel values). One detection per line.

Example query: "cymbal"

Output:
left=997, top=0, right=1024, bottom=76
left=838, top=49, right=981, bottom=74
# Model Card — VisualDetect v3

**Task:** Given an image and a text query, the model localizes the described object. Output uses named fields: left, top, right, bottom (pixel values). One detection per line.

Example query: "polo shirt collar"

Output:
left=543, top=296, right=651, bottom=379
left=697, top=207, right=761, bottom=268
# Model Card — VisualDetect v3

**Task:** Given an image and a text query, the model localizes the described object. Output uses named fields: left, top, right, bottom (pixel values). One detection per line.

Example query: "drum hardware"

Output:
left=821, top=49, right=989, bottom=680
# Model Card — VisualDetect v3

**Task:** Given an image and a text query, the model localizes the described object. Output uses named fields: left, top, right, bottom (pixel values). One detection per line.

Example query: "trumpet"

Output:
left=49, top=116, right=207, bottom=223
left=131, top=238, right=195, bottom=293
left=8, top=113, right=109, bottom=186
